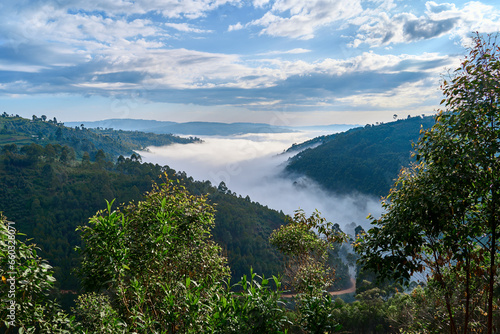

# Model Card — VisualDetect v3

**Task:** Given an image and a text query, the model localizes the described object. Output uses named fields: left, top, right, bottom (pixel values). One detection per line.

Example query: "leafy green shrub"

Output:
left=76, top=177, right=230, bottom=333
left=0, top=213, right=79, bottom=333
left=209, top=270, right=290, bottom=334
left=72, top=292, right=127, bottom=334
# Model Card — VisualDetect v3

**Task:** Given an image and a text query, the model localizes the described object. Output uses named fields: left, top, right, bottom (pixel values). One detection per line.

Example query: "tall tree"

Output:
left=270, top=209, right=347, bottom=296
left=356, top=33, right=500, bottom=333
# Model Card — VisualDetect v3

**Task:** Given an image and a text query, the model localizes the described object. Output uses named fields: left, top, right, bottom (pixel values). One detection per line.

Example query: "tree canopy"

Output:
left=356, top=33, right=500, bottom=333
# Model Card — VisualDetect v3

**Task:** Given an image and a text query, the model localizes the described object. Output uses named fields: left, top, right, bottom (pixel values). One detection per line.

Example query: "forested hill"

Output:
left=0, top=139, right=287, bottom=299
left=285, top=116, right=436, bottom=197
left=0, top=114, right=200, bottom=159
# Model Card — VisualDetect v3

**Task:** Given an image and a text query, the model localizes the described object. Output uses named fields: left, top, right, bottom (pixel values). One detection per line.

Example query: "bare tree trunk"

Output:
left=433, top=251, right=458, bottom=334
left=463, top=250, right=470, bottom=334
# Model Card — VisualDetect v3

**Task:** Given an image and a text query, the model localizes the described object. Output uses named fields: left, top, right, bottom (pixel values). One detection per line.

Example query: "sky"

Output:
left=1, top=0, right=499, bottom=126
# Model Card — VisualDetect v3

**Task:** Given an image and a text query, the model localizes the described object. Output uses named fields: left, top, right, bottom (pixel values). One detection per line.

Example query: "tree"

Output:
left=218, top=181, right=228, bottom=194
left=130, top=152, right=141, bottom=162
left=94, top=149, right=106, bottom=166
left=356, top=33, right=500, bottom=333
left=270, top=209, right=346, bottom=295
left=81, top=151, right=90, bottom=165
left=0, top=214, right=78, bottom=332
left=55, top=127, right=63, bottom=140
left=76, top=177, right=230, bottom=332
left=269, top=209, right=347, bottom=333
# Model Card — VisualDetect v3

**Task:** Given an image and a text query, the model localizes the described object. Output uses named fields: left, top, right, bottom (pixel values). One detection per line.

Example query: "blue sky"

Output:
left=0, top=0, right=499, bottom=126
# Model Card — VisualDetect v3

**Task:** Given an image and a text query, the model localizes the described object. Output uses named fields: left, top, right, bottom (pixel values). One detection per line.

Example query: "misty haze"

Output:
left=140, top=131, right=383, bottom=234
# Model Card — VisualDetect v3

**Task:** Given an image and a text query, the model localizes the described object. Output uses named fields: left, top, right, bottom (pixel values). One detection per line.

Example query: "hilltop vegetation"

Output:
left=285, top=116, right=436, bottom=197
left=0, top=114, right=200, bottom=159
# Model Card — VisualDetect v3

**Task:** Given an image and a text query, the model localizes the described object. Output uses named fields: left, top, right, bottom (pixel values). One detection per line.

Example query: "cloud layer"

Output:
left=140, top=133, right=384, bottom=231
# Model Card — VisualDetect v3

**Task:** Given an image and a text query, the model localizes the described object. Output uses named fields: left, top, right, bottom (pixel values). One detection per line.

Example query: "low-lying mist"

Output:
left=140, top=132, right=383, bottom=235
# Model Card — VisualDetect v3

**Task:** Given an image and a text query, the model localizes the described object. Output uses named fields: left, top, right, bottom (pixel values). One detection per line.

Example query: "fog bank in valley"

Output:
left=140, top=132, right=383, bottom=234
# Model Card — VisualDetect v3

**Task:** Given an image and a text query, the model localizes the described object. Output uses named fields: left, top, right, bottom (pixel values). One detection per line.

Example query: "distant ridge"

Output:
left=0, top=115, right=198, bottom=158
left=66, top=119, right=295, bottom=136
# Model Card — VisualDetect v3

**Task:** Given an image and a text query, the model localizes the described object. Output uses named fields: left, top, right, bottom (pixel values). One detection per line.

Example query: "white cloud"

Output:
left=58, top=0, right=243, bottom=19
left=257, top=48, right=311, bottom=55
left=249, top=0, right=363, bottom=39
left=350, top=0, right=500, bottom=47
left=335, top=78, right=442, bottom=109
left=252, top=0, right=271, bottom=8
left=165, top=22, right=212, bottom=33
left=228, top=22, right=244, bottom=31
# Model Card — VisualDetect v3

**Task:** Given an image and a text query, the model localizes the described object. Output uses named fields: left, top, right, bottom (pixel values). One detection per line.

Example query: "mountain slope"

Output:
left=0, top=115, right=199, bottom=158
left=285, top=116, right=436, bottom=197
left=0, top=141, right=288, bottom=295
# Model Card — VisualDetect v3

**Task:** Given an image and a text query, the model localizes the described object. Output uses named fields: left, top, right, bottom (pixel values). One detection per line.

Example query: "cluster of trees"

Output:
left=0, top=115, right=199, bottom=159
left=87, top=127, right=201, bottom=150
left=357, top=33, right=500, bottom=333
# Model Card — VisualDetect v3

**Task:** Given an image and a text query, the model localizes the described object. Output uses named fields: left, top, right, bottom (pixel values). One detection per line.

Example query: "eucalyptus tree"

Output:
left=357, top=34, right=500, bottom=334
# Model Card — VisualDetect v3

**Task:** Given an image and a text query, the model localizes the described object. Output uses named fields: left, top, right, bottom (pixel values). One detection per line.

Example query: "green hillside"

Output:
left=285, top=116, right=436, bottom=197
left=0, top=114, right=200, bottom=159
left=0, top=139, right=288, bottom=296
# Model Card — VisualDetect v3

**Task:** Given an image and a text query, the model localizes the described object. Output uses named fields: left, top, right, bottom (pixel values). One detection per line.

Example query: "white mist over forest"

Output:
left=140, top=131, right=383, bottom=234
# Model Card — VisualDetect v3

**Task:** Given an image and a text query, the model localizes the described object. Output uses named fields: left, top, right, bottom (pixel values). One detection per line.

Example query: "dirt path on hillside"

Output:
left=329, top=278, right=356, bottom=296
left=282, top=278, right=356, bottom=298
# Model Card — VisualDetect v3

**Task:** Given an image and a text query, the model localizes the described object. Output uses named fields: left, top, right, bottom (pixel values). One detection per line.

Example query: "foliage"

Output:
left=295, top=292, right=341, bottom=334
left=76, top=177, right=230, bottom=333
left=0, top=115, right=198, bottom=159
left=270, top=209, right=347, bottom=296
left=285, top=116, right=435, bottom=197
left=0, top=213, right=79, bottom=333
left=387, top=269, right=500, bottom=334
left=209, top=270, right=290, bottom=334
left=0, top=141, right=287, bottom=300
left=331, top=284, right=393, bottom=334
left=72, top=293, right=127, bottom=334
left=356, top=33, right=500, bottom=333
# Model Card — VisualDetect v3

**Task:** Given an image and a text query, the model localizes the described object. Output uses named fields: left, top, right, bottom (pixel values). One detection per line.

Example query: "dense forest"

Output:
left=285, top=116, right=436, bottom=197
left=0, top=138, right=291, bottom=290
